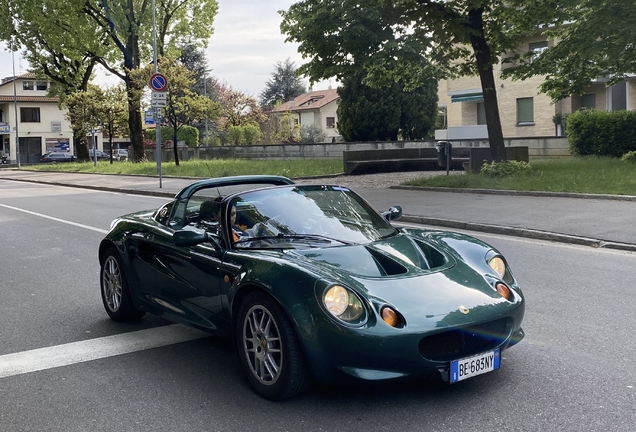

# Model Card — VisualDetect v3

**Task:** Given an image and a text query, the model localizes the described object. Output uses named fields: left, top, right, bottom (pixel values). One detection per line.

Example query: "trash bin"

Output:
left=436, top=141, right=452, bottom=168
left=1, top=155, right=7, bottom=165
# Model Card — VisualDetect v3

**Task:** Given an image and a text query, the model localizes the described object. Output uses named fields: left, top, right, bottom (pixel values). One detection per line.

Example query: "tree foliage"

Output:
left=259, top=58, right=306, bottom=110
left=0, top=0, right=219, bottom=162
left=300, top=124, right=327, bottom=144
left=138, top=55, right=222, bottom=165
left=280, top=0, right=564, bottom=160
left=96, top=85, right=129, bottom=163
left=214, top=81, right=267, bottom=131
left=337, top=69, right=437, bottom=142
left=503, top=0, right=636, bottom=101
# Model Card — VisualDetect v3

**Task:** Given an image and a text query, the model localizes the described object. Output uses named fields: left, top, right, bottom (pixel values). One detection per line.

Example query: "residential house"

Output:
left=436, top=34, right=636, bottom=141
left=270, top=88, right=341, bottom=142
left=0, top=73, right=76, bottom=163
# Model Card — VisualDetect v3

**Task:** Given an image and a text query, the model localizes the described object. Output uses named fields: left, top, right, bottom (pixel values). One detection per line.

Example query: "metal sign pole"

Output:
left=152, top=0, right=162, bottom=188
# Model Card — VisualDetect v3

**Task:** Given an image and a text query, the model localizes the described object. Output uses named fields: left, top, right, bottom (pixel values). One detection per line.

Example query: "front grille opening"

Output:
left=419, top=319, right=511, bottom=361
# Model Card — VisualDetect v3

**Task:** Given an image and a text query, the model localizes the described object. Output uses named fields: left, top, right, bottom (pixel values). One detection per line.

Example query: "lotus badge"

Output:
left=458, top=306, right=470, bottom=314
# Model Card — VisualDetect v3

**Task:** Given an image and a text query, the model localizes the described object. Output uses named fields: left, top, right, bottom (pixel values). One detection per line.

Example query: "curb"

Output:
left=400, top=215, right=636, bottom=252
left=391, top=185, right=636, bottom=202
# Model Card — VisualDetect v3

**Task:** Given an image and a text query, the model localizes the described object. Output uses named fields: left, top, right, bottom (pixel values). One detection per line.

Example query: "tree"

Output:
left=214, top=81, right=267, bottom=132
left=259, top=58, right=306, bottom=110
left=81, top=0, right=218, bottom=162
left=503, top=0, right=636, bottom=102
left=0, top=0, right=110, bottom=161
left=300, top=124, right=327, bottom=144
left=280, top=0, right=564, bottom=161
left=0, top=0, right=219, bottom=162
left=95, top=85, right=129, bottom=163
left=273, top=112, right=301, bottom=144
left=64, top=86, right=103, bottom=160
left=336, top=68, right=437, bottom=142
left=179, top=43, right=219, bottom=145
left=138, top=55, right=222, bottom=165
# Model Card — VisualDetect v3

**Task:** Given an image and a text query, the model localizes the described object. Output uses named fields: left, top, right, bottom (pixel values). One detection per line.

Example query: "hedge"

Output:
left=144, top=125, right=199, bottom=147
left=567, top=109, right=636, bottom=157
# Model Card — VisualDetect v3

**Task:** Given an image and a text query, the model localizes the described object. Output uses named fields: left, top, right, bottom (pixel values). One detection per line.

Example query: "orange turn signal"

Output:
left=381, top=307, right=398, bottom=327
left=496, top=282, right=511, bottom=300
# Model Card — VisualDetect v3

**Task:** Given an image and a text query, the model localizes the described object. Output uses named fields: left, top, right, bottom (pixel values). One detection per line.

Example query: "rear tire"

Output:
left=100, top=248, right=145, bottom=321
left=236, top=292, right=311, bottom=400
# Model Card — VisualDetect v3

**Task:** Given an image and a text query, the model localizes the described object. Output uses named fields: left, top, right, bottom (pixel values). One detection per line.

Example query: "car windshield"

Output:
left=231, top=185, right=397, bottom=249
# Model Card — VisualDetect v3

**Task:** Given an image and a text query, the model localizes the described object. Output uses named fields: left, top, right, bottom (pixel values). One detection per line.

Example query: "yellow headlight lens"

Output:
left=324, top=285, right=364, bottom=322
left=324, top=285, right=349, bottom=316
left=489, top=257, right=506, bottom=278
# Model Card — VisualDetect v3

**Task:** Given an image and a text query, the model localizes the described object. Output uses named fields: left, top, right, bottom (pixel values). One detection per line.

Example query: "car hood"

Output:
left=287, top=232, right=517, bottom=326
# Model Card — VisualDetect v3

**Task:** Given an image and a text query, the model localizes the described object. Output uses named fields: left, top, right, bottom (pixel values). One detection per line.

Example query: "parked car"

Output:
left=89, top=149, right=109, bottom=161
left=113, top=149, right=128, bottom=161
left=98, top=175, right=525, bottom=400
left=40, top=152, right=76, bottom=163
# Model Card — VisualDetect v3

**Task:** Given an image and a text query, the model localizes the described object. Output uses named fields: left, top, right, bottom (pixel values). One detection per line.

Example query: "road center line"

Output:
left=0, top=324, right=210, bottom=379
left=0, top=203, right=108, bottom=234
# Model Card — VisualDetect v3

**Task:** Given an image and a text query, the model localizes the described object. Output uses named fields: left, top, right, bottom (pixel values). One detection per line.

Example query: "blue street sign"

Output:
left=144, top=110, right=155, bottom=125
left=150, top=73, right=168, bottom=92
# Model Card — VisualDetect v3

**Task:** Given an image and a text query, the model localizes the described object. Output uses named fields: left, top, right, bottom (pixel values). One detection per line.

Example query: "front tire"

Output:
left=100, top=248, right=145, bottom=321
left=236, top=292, right=311, bottom=400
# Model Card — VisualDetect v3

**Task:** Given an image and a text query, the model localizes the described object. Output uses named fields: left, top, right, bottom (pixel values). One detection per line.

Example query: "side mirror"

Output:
left=173, top=230, right=222, bottom=252
left=382, top=205, right=403, bottom=222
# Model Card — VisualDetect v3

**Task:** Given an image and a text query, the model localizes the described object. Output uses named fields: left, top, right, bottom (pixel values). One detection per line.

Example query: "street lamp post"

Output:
left=12, top=49, right=20, bottom=168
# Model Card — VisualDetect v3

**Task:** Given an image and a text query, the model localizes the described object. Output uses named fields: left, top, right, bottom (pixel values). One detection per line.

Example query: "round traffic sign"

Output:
left=150, top=73, right=168, bottom=92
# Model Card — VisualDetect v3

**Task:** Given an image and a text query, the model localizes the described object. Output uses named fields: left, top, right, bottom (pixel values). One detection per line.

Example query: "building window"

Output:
left=517, top=98, right=534, bottom=124
left=36, top=81, right=48, bottom=91
left=23, top=81, right=34, bottom=91
left=530, top=41, right=548, bottom=62
left=20, top=108, right=41, bottom=123
left=326, top=117, right=335, bottom=128
left=581, top=94, right=596, bottom=109
left=477, top=103, right=487, bottom=125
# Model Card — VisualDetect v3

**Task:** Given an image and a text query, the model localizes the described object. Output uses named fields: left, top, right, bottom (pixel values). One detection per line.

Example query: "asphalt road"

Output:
left=1, top=181, right=635, bottom=432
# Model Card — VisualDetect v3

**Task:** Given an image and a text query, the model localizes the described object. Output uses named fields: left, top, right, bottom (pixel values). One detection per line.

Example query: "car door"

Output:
left=130, top=203, right=225, bottom=330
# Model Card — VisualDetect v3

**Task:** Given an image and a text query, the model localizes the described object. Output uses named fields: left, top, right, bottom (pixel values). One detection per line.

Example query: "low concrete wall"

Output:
left=142, top=137, right=569, bottom=162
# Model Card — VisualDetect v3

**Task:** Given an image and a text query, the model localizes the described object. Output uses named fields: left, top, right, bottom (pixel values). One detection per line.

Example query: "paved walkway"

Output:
left=1, top=169, right=635, bottom=251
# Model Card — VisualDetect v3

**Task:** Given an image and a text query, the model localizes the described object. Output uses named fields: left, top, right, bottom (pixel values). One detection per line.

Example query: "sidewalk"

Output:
left=1, top=169, right=635, bottom=252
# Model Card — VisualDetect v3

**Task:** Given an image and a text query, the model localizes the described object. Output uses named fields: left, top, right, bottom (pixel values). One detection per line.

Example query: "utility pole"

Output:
left=152, top=0, right=162, bottom=188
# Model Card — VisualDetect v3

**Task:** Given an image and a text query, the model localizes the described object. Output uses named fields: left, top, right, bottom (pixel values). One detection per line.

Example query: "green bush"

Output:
left=144, top=125, right=199, bottom=147
left=480, top=160, right=532, bottom=178
left=226, top=126, right=242, bottom=145
left=621, top=151, right=636, bottom=162
left=242, top=124, right=262, bottom=145
left=567, top=109, right=636, bottom=157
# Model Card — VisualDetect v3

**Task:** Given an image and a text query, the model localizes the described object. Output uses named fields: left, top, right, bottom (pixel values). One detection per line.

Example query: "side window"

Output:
left=20, top=108, right=41, bottom=123
left=155, top=202, right=175, bottom=227
left=23, top=81, right=34, bottom=91
left=529, top=41, right=548, bottom=62
left=516, top=97, right=534, bottom=124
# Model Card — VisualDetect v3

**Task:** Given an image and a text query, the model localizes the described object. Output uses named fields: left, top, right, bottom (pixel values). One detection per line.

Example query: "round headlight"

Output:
left=489, top=257, right=506, bottom=278
left=324, top=285, right=364, bottom=322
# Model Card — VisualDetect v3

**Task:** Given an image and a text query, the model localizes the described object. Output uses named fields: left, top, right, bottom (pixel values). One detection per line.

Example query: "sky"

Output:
left=0, top=0, right=334, bottom=98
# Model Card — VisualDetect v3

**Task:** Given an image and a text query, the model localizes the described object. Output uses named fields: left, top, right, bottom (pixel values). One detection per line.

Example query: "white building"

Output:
left=0, top=73, right=75, bottom=164
left=270, top=89, right=341, bottom=142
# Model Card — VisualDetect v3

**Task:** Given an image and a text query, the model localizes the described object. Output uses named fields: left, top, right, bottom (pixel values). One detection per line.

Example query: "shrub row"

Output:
left=567, top=109, right=636, bottom=157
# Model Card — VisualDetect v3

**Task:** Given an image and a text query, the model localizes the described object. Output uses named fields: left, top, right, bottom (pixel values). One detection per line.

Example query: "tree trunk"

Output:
left=73, top=127, right=90, bottom=162
left=124, top=76, right=145, bottom=163
left=468, top=8, right=507, bottom=162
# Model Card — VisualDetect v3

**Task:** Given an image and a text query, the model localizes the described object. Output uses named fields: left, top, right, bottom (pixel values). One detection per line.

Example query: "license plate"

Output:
left=450, top=349, right=500, bottom=383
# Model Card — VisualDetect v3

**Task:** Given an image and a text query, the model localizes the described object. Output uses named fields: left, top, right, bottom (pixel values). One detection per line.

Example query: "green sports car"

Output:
left=99, top=175, right=525, bottom=400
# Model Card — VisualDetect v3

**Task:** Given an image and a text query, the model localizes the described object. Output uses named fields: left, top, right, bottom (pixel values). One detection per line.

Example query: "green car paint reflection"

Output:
left=98, top=175, right=524, bottom=400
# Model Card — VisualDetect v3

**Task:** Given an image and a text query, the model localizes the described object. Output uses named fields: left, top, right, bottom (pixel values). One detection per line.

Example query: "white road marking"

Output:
left=0, top=325, right=210, bottom=379
left=0, top=203, right=108, bottom=234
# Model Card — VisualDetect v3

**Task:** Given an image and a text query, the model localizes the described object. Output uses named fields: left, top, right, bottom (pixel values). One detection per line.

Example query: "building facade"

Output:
left=0, top=73, right=79, bottom=164
left=437, top=34, right=636, bottom=140
left=270, top=88, right=341, bottom=142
